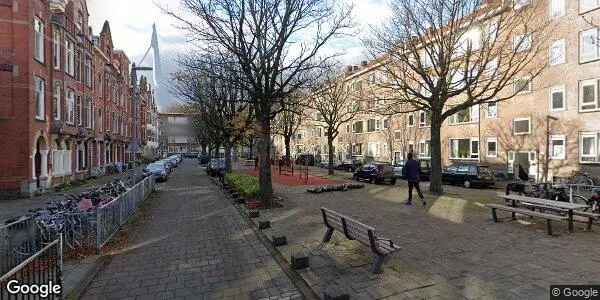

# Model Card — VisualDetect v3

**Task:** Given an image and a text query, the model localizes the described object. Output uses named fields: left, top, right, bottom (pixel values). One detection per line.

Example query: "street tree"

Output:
left=367, top=0, right=551, bottom=194
left=308, top=70, right=362, bottom=175
left=272, top=95, right=303, bottom=161
left=165, top=0, right=353, bottom=204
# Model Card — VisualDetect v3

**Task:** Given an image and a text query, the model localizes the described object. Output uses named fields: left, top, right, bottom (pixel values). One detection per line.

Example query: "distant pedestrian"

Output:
left=402, top=153, right=426, bottom=206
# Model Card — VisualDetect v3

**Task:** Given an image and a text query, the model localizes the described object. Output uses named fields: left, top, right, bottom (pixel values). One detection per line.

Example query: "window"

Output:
left=487, top=102, right=498, bottom=118
left=487, top=138, right=498, bottom=158
left=353, top=143, right=363, bottom=155
left=550, top=85, right=566, bottom=111
left=353, top=121, right=364, bottom=133
left=513, top=118, right=531, bottom=135
left=77, top=96, right=83, bottom=126
left=367, top=119, right=376, bottom=132
left=419, top=140, right=431, bottom=158
left=408, top=114, right=415, bottom=127
left=86, top=97, right=92, bottom=128
left=580, top=0, right=600, bottom=13
left=514, top=0, right=530, bottom=9
left=450, top=138, right=479, bottom=159
left=34, top=18, right=45, bottom=63
left=550, top=135, right=566, bottom=160
left=514, top=77, right=532, bottom=94
left=581, top=132, right=599, bottom=163
left=66, top=89, right=75, bottom=124
left=53, top=81, right=61, bottom=120
left=34, top=76, right=45, bottom=120
left=383, top=118, right=390, bottom=129
left=549, top=40, right=566, bottom=65
left=448, top=105, right=479, bottom=124
left=550, top=0, right=566, bottom=17
left=375, top=119, right=382, bottom=131
left=419, top=111, right=431, bottom=127
left=84, top=57, right=92, bottom=87
left=65, top=39, right=75, bottom=76
left=580, top=79, right=600, bottom=111
left=513, top=34, right=532, bottom=52
left=580, top=28, right=599, bottom=63
left=52, top=28, right=60, bottom=70
left=346, top=124, right=350, bottom=133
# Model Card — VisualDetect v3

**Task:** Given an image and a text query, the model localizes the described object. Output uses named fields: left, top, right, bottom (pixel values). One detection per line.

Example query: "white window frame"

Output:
left=513, top=33, right=532, bottom=53
left=418, top=140, right=431, bottom=159
left=53, top=81, right=61, bottom=120
left=52, top=28, right=60, bottom=70
left=550, top=135, right=566, bottom=160
left=34, top=76, right=45, bottom=120
left=353, top=120, right=364, bottom=133
left=549, top=39, right=566, bottom=66
left=34, top=18, right=45, bottom=63
left=513, top=117, right=531, bottom=135
left=549, top=0, right=566, bottom=18
left=419, top=111, right=430, bottom=128
left=580, top=28, right=600, bottom=63
left=449, top=138, right=479, bottom=160
left=580, top=132, right=599, bottom=163
left=487, top=102, right=498, bottom=118
left=514, top=77, right=532, bottom=94
left=580, top=0, right=600, bottom=14
left=66, top=89, right=75, bottom=125
left=408, top=114, right=415, bottom=127
left=487, top=137, right=498, bottom=158
left=514, top=0, right=530, bottom=10
left=579, top=79, right=600, bottom=111
left=65, top=39, right=75, bottom=76
left=549, top=85, right=566, bottom=112
left=77, top=96, right=83, bottom=126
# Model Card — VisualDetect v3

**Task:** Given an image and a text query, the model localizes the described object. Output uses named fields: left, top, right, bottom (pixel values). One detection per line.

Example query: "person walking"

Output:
left=402, top=153, right=426, bottom=206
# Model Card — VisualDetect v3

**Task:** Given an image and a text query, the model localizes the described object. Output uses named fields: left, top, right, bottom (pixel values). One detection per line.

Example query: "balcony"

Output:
left=49, top=0, right=67, bottom=13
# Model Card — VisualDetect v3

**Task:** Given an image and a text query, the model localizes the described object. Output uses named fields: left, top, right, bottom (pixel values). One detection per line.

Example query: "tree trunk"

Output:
left=429, top=109, right=444, bottom=195
left=284, top=135, right=291, bottom=160
left=224, top=143, right=232, bottom=173
left=328, top=136, right=335, bottom=175
left=257, top=117, right=273, bottom=206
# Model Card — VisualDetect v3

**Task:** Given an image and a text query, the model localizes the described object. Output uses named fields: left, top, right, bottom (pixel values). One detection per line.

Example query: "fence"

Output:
left=0, top=236, right=62, bottom=300
left=96, top=175, right=155, bottom=251
left=1, top=217, right=41, bottom=275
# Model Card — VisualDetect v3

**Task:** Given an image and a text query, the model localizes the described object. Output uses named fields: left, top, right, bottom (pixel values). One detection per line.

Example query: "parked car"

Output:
left=156, top=160, right=173, bottom=173
left=143, top=163, right=169, bottom=182
left=417, top=159, right=432, bottom=181
left=206, top=159, right=226, bottom=177
left=318, top=157, right=341, bottom=169
left=335, top=159, right=361, bottom=172
left=392, top=160, right=406, bottom=179
left=442, top=163, right=495, bottom=188
left=353, top=163, right=396, bottom=185
left=295, top=154, right=316, bottom=166
left=197, top=154, right=210, bottom=165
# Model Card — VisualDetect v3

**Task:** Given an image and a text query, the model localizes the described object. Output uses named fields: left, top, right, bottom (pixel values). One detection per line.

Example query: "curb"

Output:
left=65, top=255, right=113, bottom=300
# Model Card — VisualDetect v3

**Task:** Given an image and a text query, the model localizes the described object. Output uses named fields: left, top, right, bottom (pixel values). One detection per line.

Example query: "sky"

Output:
left=87, top=0, right=391, bottom=110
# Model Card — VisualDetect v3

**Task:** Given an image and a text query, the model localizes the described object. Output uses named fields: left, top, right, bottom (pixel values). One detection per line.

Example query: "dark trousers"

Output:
left=408, top=180, right=424, bottom=202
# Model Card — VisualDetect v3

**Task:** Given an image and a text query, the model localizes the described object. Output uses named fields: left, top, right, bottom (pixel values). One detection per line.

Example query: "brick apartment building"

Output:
left=276, top=0, right=600, bottom=181
left=0, top=0, right=151, bottom=196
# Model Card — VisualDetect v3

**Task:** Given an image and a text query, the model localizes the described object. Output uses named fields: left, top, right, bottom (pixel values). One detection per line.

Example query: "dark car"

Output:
left=353, top=163, right=396, bottom=185
left=206, top=159, right=226, bottom=177
left=392, top=160, right=406, bottom=179
left=295, top=154, right=316, bottom=166
left=197, top=154, right=210, bottom=165
left=143, top=163, right=169, bottom=182
left=335, top=159, right=361, bottom=172
left=442, top=163, right=495, bottom=188
left=418, top=159, right=432, bottom=181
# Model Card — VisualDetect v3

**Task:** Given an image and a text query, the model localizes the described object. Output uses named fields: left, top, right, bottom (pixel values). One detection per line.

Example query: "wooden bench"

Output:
left=320, top=207, right=401, bottom=273
left=572, top=211, right=600, bottom=231
left=486, top=204, right=568, bottom=235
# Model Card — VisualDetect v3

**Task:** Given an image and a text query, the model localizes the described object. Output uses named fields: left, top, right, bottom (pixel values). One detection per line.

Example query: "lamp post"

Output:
left=545, top=115, right=559, bottom=182
left=130, top=63, right=153, bottom=160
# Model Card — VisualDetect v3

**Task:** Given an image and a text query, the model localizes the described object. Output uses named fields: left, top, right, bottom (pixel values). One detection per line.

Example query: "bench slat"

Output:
left=486, top=204, right=567, bottom=221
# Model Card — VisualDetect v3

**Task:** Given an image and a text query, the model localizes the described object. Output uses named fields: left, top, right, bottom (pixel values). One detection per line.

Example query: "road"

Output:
left=81, top=160, right=302, bottom=300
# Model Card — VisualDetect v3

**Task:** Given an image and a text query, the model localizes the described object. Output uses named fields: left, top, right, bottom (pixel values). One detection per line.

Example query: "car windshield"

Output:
left=148, top=165, right=163, bottom=171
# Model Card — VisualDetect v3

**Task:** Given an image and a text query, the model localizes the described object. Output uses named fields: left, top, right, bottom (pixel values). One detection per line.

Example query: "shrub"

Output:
left=225, top=172, right=260, bottom=198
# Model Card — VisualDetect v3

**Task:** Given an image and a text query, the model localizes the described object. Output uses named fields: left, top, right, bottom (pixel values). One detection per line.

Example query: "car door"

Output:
left=456, top=164, right=470, bottom=184
left=443, top=165, right=457, bottom=183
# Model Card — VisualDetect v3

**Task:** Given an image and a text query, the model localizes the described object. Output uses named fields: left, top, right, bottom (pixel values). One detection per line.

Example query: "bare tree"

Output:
left=165, top=0, right=353, bottom=203
left=272, top=95, right=303, bottom=160
left=308, top=70, right=362, bottom=175
left=367, top=0, right=551, bottom=194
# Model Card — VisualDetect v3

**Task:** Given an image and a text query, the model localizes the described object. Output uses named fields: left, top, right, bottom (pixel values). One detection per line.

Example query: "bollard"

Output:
left=291, top=252, right=309, bottom=270
left=258, top=220, right=271, bottom=230
left=272, top=235, right=287, bottom=247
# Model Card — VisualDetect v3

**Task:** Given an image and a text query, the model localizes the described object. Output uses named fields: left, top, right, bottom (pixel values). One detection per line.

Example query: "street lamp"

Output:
left=545, top=115, right=559, bottom=182
left=129, top=63, right=153, bottom=160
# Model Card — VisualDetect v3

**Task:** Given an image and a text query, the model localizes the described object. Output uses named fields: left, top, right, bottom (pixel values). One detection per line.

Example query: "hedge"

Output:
left=225, top=172, right=260, bottom=198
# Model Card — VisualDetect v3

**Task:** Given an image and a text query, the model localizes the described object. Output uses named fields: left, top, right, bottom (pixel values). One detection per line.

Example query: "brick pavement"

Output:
left=257, top=178, right=600, bottom=300
left=81, top=161, right=302, bottom=300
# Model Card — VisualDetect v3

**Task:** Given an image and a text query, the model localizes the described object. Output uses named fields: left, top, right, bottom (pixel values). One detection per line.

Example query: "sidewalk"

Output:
left=81, top=161, right=302, bottom=299
left=0, top=165, right=146, bottom=223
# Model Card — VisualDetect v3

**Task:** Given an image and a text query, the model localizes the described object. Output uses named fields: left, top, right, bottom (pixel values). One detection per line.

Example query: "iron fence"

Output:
left=96, top=176, right=155, bottom=251
left=0, top=218, right=41, bottom=275
left=0, top=236, right=62, bottom=300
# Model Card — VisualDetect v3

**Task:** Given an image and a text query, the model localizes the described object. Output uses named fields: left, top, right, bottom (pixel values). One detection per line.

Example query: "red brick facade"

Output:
left=0, top=0, right=148, bottom=196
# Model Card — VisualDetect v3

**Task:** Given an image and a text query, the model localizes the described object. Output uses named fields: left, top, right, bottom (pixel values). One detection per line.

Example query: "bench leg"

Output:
left=546, top=220, right=553, bottom=236
left=587, top=217, right=593, bottom=231
left=491, top=208, right=498, bottom=223
left=568, top=210, right=574, bottom=233
left=371, top=254, right=385, bottom=274
left=511, top=211, right=516, bottom=221
left=322, top=227, right=334, bottom=243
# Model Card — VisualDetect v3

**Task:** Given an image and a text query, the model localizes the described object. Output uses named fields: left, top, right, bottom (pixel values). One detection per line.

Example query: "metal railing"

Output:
left=0, top=236, right=62, bottom=300
left=96, top=175, right=155, bottom=251
left=1, top=217, right=43, bottom=275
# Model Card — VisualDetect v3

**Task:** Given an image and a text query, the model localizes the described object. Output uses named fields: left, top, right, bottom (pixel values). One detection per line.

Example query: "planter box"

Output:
left=291, top=254, right=309, bottom=270
left=258, top=220, right=271, bottom=230
left=246, top=201, right=263, bottom=209
left=272, top=235, right=287, bottom=247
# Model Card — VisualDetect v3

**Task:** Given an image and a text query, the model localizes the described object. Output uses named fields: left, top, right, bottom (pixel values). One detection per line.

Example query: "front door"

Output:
left=509, top=151, right=538, bottom=181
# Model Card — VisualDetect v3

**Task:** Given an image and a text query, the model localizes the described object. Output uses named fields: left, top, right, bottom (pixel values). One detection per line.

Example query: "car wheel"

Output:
left=464, top=180, right=471, bottom=189
left=369, top=178, right=375, bottom=184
